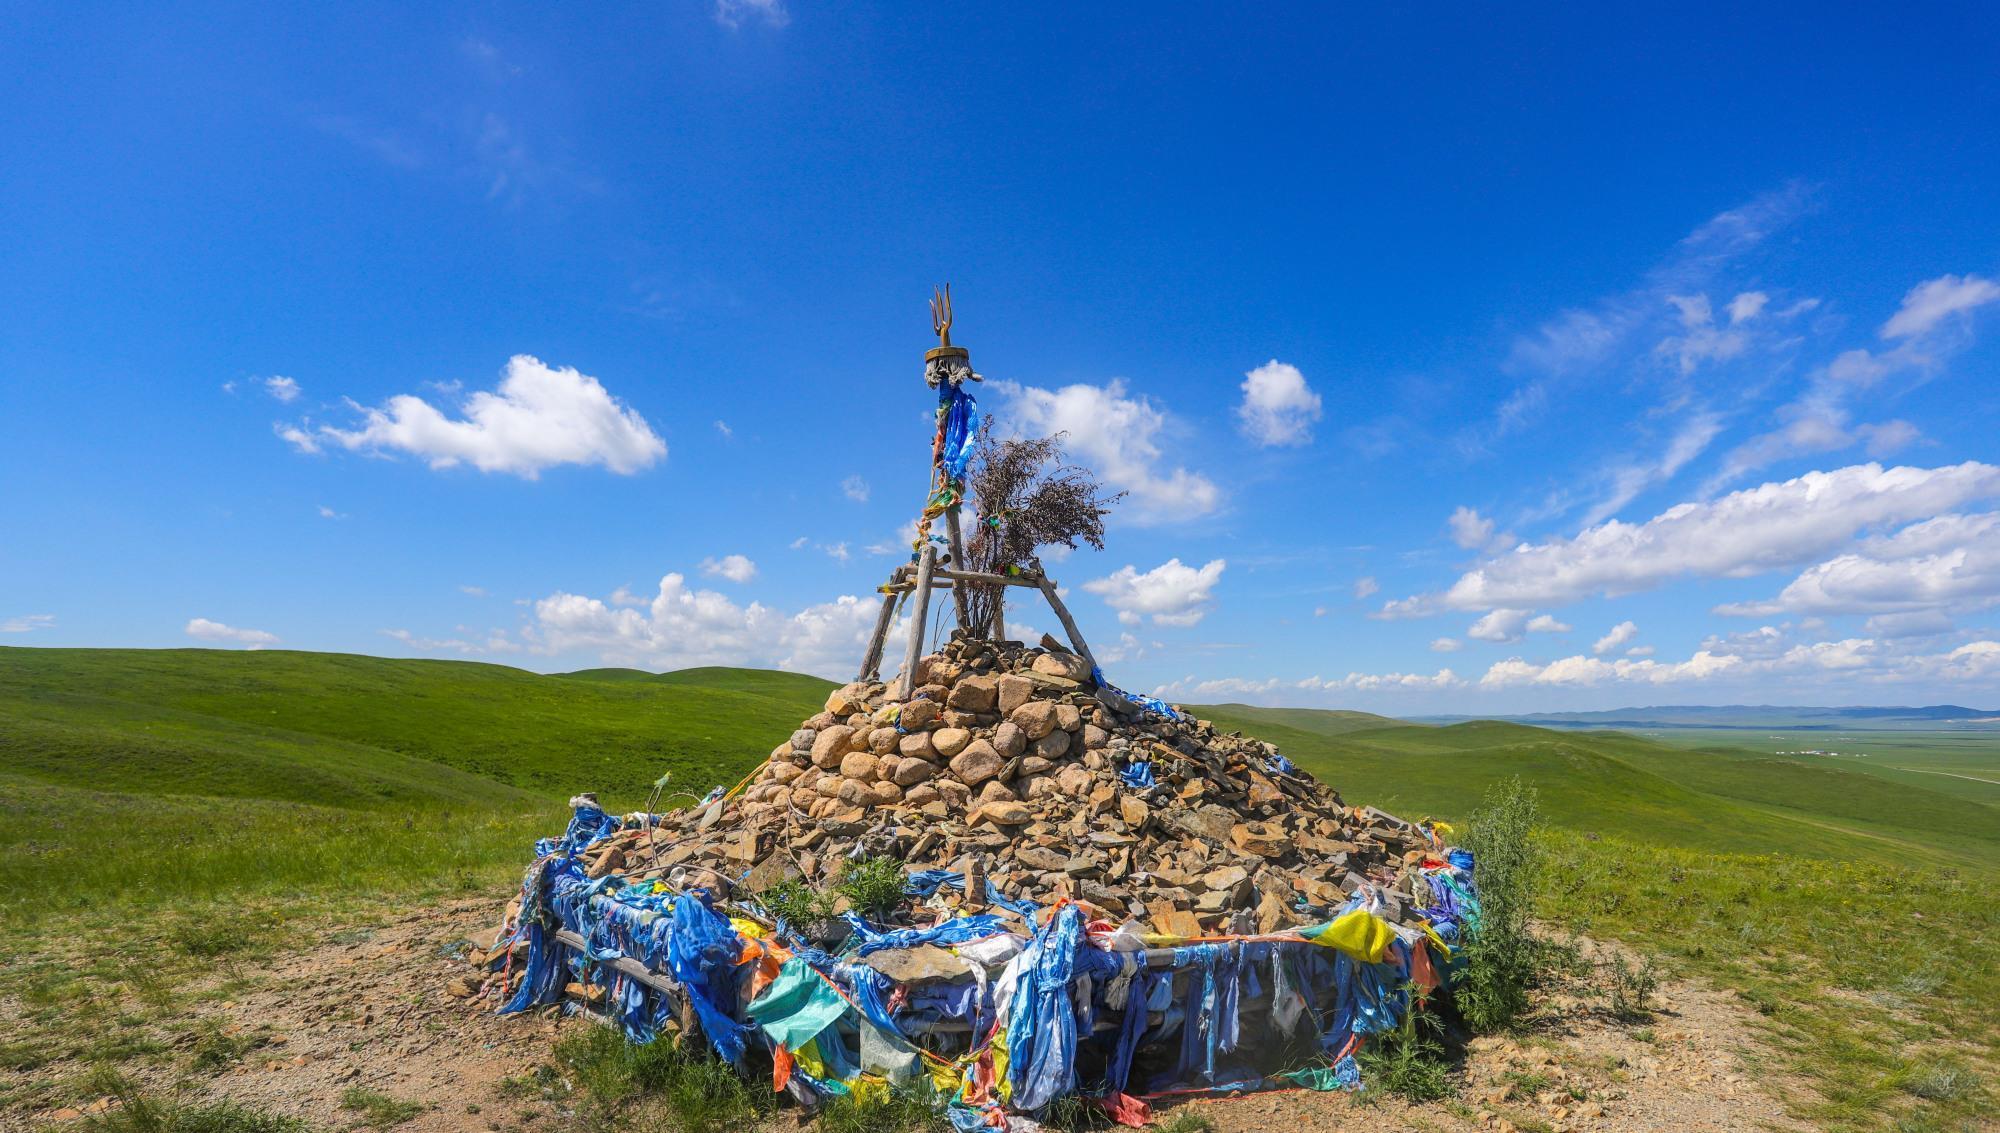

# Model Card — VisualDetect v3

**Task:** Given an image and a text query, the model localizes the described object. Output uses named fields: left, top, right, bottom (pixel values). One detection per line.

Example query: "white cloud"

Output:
left=1236, top=360, right=1323, bottom=447
left=1481, top=634, right=2000, bottom=689
left=789, top=536, right=810, bottom=550
left=996, top=379, right=1221, bottom=521
left=185, top=618, right=279, bottom=648
left=713, top=0, right=788, bottom=29
left=1448, top=506, right=1495, bottom=550
left=459, top=585, right=488, bottom=598
left=1467, top=608, right=1530, bottom=642
left=1657, top=293, right=1749, bottom=374
left=1728, top=291, right=1769, bottom=324
left=382, top=627, right=521, bottom=655
left=530, top=573, right=895, bottom=678
left=1711, top=273, right=1996, bottom=489
left=1083, top=558, right=1226, bottom=627
left=2, top=614, right=55, bottom=633
left=715, top=420, right=733, bottom=438
left=1154, top=667, right=1463, bottom=701
left=292, top=355, right=666, bottom=479
left=276, top=422, right=321, bottom=454
left=1353, top=576, right=1379, bottom=600
left=317, top=505, right=345, bottom=520
left=842, top=475, right=870, bottom=503
left=1480, top=651, right=1742, bottom=688
left=264, top=376, right=301, bottom=403
left=1864, top=610, right=1955, bottom=639
left=1527, top=614, right=1571, bottom=633
left=1398, top=461, right=2000, bottom=613
left=701, top=554, right=759, bottom=584
left=1580, top=411, right=1724, bottom=526
left=1430, top=637, right=1463, bottom=653
left=1592, top=621, right=1639, bottom=656
left=824, top=542, right=851, bottom=564
left=1881, top=273, right=2000, bottom=339
left=1625, top=645, right=1656, bottom=657
left=1857, top=419, right=1922, bottom=458
left=1717, top=510, right=2000, bottom=617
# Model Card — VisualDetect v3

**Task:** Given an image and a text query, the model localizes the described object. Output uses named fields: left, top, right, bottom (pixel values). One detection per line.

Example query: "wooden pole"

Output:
left=858, top=590, right=899, bottom=681
left=943, top=507, right=972, bottom=634
left=992, top=588, right=1006, bottom=642
left=1037, top=576, right=1098, bottom=672
left=894, top=544, right=938, bottom=699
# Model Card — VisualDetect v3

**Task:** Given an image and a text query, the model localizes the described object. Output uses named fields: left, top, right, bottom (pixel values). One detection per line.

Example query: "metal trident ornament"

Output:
left=930, top=283, right=953, bottom=348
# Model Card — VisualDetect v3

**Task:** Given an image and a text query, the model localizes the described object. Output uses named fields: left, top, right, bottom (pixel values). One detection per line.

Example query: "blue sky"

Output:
left=5, top=3, right=2000, bottom=711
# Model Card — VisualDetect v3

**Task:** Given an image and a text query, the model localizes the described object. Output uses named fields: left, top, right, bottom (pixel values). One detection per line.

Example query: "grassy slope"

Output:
left=1190, top=707, right=2000, bottom=868
left=0, top=648, right=831, bottom=924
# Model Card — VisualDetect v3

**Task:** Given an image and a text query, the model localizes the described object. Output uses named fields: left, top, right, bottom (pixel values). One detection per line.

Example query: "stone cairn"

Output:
left=572, top=632, right=1441, bottom=939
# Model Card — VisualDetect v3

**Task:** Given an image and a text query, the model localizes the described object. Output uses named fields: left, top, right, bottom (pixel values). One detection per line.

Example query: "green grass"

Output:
left=3, top=648, right=1994, bottom=1131
left=1190, top=707, right=2000, bottom=868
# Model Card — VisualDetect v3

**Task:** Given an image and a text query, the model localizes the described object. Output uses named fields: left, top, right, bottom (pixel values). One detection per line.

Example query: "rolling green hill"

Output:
left=0, top=648, right=832, bottom=923
left=1191, top=705, right=2000, bottom=868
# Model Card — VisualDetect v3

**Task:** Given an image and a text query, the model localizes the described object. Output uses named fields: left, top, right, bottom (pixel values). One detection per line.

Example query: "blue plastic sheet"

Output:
left=1091, top=665, right=1184, bottom=722
left=1119, top=760, right=1156, bottom=789
left=1268, top=751, right=1298, bottom=775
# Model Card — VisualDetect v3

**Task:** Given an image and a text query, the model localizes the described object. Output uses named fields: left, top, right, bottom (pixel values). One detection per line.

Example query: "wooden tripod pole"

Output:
left=944, top=506, right=972, bottom=633
left=893, top=544, right=938, bottom=699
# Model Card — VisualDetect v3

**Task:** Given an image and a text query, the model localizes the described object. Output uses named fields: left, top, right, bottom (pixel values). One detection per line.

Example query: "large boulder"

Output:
left=949, top=739, right=1005, bottom=786
left=947, top=675, right=999, bottom=712
left=810, top=725, right=855, bottom=770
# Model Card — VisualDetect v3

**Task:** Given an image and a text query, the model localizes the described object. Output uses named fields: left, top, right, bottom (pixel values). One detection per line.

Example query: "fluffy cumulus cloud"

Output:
left=264, top=376, right=301, bottom=402
left=2, top=614, right=55, bottom=633
left=185, top=618, right=279, bottom=648
left=530, top=573, right=898, bottom=678
left=1084, top=558, right=1226, bottom=627
left=1391, top=461, right=2000, bottom=614
left=700, top=554, right=758, bottom=584
left=1447, top=507, right=1517, bottom=554
left=1236, top=360, right=1322, bottom=447
left=1717, top=511, right=2000, bottom=617
left=1466, top=609, right=1568, bottom=642
left=1353, top=576, right=1379, bottom=600
left=285, top=355, right=666, bottom=479
left=1592, top=620, right=1640, bottom=656
left=1430, top=637, right=1463, bottom=653
left=841, top=475, right=870, bottom=503
left=996, top=380, right=1220, bottom=521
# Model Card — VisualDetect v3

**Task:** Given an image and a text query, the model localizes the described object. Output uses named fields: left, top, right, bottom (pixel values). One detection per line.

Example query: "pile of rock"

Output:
left=589, top=635, right=1443, bottom=937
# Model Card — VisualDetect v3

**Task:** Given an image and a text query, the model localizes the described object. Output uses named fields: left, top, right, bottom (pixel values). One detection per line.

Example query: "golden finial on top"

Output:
left=930, top=283, right=954, bottom=349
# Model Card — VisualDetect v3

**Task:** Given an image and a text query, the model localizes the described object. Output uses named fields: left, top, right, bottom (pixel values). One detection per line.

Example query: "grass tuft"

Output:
left=337, top=1087, right=424, bottom=1128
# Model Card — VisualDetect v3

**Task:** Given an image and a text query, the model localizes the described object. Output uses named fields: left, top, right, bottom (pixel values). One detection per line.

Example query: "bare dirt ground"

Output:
left=24, top=902, right=1813, bottom=1133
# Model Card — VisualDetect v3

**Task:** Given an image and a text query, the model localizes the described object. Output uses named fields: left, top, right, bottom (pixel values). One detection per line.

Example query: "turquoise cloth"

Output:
left=746, top=957, right=850, bottom=1051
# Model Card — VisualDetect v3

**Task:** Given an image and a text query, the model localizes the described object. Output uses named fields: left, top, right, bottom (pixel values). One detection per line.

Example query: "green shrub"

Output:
left=1356, top=993, right=1454, bottom=1102
left=762, top=879, right=838, bottom=929
left=1603, top=953, right=1659, bottom=1022
left=1458, top=776, right=1543, bottom=1032
left=835, top=857, right=908, bottom=921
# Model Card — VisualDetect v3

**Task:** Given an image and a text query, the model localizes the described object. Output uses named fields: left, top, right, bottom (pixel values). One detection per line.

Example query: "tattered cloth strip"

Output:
left=491, top=801, right=1482, bottom=1120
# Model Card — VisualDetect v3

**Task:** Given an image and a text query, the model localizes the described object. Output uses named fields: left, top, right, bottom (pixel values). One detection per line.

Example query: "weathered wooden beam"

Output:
left=858, top=591, right=898, bottom=681
left=554, top=930, right=683, bottom=995
left=1036, top=576, right=1098, bottom=671
left=933, top=569, right=1044, bottom=588
left=893, top=544, right=938, bottom=700
left=943, top=507, right=971, bottom=633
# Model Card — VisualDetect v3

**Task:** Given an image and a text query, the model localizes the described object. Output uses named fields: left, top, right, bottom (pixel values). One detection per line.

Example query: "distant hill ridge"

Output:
left=1414, top=703, right=2000, bottom=730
